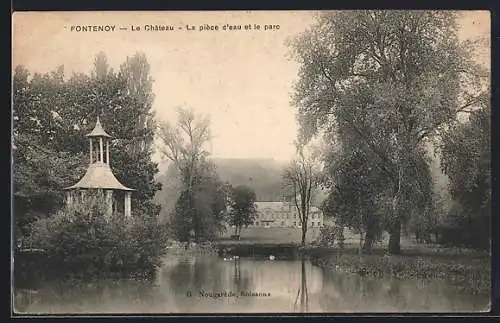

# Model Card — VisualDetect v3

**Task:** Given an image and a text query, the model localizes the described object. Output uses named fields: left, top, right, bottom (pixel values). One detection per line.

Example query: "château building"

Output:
left=251, top=201, right=324, bottom=228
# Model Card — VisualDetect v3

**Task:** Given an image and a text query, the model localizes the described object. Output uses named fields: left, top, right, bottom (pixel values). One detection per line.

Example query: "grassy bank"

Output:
left=216, top=227, right=490, bottom=296
left=306, top=246, right=490, bottom=296
left=219, top=227, right=321, bottom=245
left=218, top=227, right=416, bottom=247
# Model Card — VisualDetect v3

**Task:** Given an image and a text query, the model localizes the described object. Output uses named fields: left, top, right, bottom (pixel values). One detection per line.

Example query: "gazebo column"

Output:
left=106, top=190, right=113, bottom=216
left=66, top=191, right=73, bottom=207
left=99, top=137, right=104, bottom=162
left=124, top=191, right=132, bottom=218
left=89, top=139, right=93, bottom=164
left=106, top=141, right=110, bottom=164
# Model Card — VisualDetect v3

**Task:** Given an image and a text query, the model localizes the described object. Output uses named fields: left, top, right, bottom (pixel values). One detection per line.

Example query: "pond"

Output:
left=13, top=253, right=489, bottom=314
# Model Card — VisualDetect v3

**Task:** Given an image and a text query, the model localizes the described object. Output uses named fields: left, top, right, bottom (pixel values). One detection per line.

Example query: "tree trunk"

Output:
left=301, top=225, right=307, bottom=246
left=363, top=230, right=375, bottom=252
left=423, top=231, right=431, bottom=244
left=415, top=229, right=421, bottom=244
left=358, top=232, right=364, bottom=255
left=363, top=217, right=376, bottom=251
left=337, top=226, right=345, bottom=249
left=388, top=219, right=401, bottom=254
left=300, top=259, right=307, bottom=312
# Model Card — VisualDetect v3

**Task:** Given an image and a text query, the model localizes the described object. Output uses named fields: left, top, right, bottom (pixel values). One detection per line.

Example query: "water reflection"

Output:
left=293, top=258, right=309, bottom=313
left=14, top=253, right=489, bottom=314
left=317, top=268, right=488, bottom=312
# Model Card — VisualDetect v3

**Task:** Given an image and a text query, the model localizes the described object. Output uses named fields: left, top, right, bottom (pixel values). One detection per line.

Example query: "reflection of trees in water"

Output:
left=317, top=268, right=487, bottom=312
left=318, top=269, right=349, bottom=311
left=362, top=277, right=378, bottom=296
left=232, top=259, right=252, bottom=293
left=14, top=278, right=159, bottom=313
left=166, top=262, right=196, bottom=295
left=385, top=279, right=403, bottom=307
left=164, top=256, right=216, bottom=313
left=166, top=255, right=235, bottom=293
left=162, top=255, right=255, bottom=311
left=319, top=270, right=407, bottom=311
left=293, top=258, right=309, bottom=312
left=194, top=260, right=210, bottom=287
left=319, top=270, right=403, bottom=311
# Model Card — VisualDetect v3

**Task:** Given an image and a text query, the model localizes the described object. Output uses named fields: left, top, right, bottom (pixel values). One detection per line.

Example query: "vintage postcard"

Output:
left=12, top=10, right=491, bottom=314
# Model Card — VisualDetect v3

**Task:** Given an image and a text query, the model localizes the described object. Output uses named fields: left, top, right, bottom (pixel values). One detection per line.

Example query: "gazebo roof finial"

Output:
left=86, top=115, right=111, bottom=138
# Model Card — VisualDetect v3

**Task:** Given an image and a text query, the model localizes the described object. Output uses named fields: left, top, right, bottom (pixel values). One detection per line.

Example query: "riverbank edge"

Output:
left=301, top=246, right=491, bottom=297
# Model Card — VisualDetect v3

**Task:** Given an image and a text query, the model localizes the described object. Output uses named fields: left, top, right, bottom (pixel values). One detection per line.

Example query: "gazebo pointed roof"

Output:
left=64, top=162, right=134, bottom=191
left=64, top=116, right=134, bottom=192
left=86, top=116, right=111, bottom=138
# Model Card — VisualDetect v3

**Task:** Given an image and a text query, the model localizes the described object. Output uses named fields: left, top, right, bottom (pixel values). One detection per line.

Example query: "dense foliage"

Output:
left=158, top=107, right=230, bottom=242
left=321, top=143, right=386, bottom=250
left=13, top=52, right=162, bottom=239
left=439, top=101, right=491, bottom=250
left=27, top=196, right=169, bottom=279
left=171, top=168, right=229, bottom=242
left=13, top=52, right=166, bottom=279
left=228, top=185, right=257, bottom=236
left=316, top=224, right=345, bottom=248
left=289, top=11, right=489, bottom=253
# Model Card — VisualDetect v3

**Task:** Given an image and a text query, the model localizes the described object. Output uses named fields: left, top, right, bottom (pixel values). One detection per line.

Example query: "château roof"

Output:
left=255, top=201, right=321, bottom=213
left=86, top=116, right=111, bottom=138
left=255, top=201, right=290, bottom=211
left=64, top=162, right=134, bottom=191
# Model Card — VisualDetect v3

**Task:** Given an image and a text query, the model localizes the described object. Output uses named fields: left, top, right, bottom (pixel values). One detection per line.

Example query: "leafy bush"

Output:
left=317, top=225, right=345, bottom=248
left=437, top=203, right=490, bottom=251
left=27, top=194, right=169, bottom=280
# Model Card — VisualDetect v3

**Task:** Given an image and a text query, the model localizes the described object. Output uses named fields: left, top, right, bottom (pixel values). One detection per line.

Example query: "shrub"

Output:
left=317, top=225, right=345, bottom=248
left=26, top=194, right=169, bottom=280
left=436, top=203, right=490, bottom=251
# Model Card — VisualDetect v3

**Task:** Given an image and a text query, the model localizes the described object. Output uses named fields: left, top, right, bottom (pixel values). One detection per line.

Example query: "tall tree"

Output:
left=322, top=142, right=386, bottom=252
left=158, top=107, right=226, bottom=241
left=171, top=164, right=228, bottom=242
left=13, top=65, right=87, bottom=237
left=229, top=185, right=257, bottom=236
left=119, top=52, right=156, bottom=155
left=115, top=52, right=161, bottom=214
left=282, top=144, right=322, bottom=246
left=440, top=97, right=490, bottom=249
left=154, top=163, right=184, bottom=222
left=92, top=51, right=111, bottom=80
left=157, top=107, right=211, bottom=191
left=193, top=168, right=229, bottom=240
left=288, top=11, right=488, bottom=253
left=13, top=51, right=162, bottom=222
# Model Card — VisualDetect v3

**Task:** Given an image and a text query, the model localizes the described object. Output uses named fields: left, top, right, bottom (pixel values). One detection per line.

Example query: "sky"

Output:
left=12, top=11, right=490, bottom=164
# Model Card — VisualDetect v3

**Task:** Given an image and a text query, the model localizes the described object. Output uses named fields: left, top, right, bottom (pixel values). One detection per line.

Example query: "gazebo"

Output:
left=64, top=117, right=134, bottom=217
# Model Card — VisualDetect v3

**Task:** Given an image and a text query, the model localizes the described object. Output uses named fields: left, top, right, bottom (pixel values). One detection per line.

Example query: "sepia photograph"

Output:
left=11, top=10, right=491, bottom=314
